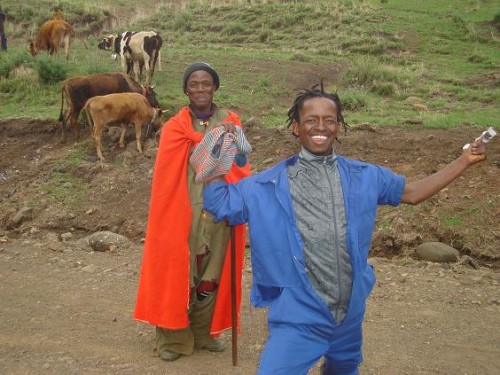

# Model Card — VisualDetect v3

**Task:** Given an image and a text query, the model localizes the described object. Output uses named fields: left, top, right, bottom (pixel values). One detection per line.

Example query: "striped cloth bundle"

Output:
left=190, top=125, right=252, bottom=183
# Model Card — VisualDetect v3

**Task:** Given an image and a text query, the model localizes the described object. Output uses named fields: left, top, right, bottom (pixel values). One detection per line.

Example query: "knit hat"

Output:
left=189, top=125, right=251, bottom=183
left=183, top=62, right=220, bottom=93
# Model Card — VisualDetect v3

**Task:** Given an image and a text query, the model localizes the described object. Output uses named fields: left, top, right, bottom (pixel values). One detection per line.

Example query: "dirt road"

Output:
left=0, top=239, right=498, bottom=375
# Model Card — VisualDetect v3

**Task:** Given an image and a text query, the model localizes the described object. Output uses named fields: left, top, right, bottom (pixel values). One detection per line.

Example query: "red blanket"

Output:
left=134, top=107, right=250, bottom=334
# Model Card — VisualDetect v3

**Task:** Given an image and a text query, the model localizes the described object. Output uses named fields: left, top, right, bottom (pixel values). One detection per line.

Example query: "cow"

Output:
left=58, top=72, right=160, bottom=142
left=98, top=31, right=162, bottom=86
left=84, top=92, right=164, bottom=161
left=29, top=20, right=88, bottom=60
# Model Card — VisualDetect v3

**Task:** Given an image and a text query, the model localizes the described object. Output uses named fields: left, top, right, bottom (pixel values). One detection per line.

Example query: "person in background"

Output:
left=133, top=62, right=251, bottom=362
left=203, top=82, right=488, bottom=374
left=0, top=5, right=7, bottom=52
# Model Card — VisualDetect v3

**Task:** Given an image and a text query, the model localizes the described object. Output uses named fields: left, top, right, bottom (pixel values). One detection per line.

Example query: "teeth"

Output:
left=311, top=135, right=327, bottom=139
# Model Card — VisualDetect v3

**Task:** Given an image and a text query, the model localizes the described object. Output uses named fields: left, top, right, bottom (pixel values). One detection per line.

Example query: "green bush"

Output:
left=340, top=91, right=368, bottom=111
left=34, top=56, right=67, bottom=84
left=467, top=54, right=490, bottom=64
left=0, top=51, right=30, bottom=78
left=342, top=58, right=413, bottom=89
left=223, top=22, right=246, bottom=36
left=370, top=82, right=395, bottom=97
left=258, top=29, right=272, bottom=43
left=173, top=11, right=192, bottom=31
left=493, top=11, right=500, bottom=24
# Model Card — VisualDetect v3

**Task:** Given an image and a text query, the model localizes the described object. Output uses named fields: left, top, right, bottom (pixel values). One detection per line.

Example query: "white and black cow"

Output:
left=98, top=31, right=162, bottom=86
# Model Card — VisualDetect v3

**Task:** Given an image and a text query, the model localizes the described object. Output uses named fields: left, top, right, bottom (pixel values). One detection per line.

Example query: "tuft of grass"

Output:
left=342, top=57, right=416, bottom=89
left=340, top=89, right=369, bottom=112
left=52, top=141, right=92, bottom=169
left=39, top=172, right=89, bottom=207
left=443, top=215, right=461, bottom=227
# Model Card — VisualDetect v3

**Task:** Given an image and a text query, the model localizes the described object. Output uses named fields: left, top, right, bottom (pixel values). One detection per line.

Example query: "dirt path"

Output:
left=0, top=240, right=498, bottom=375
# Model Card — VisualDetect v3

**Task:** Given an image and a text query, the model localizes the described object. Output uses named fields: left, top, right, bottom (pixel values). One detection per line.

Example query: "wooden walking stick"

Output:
left=230, top=225, right=238, bottom=366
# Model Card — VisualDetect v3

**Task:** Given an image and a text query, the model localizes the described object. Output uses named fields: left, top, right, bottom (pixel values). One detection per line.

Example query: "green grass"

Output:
left=443, top=215, right=462, bottom=227
left=39, top=172, right=89, bottom=207
left=0, top=0, right=498, bottom=130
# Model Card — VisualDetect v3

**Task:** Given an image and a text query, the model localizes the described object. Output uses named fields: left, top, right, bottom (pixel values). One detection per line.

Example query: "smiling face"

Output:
left=292, top=96, right=340, bottom=156
left=185, top=70, right=216, bottom=113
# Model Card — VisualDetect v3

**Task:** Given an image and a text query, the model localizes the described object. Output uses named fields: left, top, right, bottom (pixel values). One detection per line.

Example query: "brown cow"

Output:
left=84, top=92, right=164, bottom=161
left=58, top=72, right=160, bottom=141
left=29, top=20, right=88, bottom=60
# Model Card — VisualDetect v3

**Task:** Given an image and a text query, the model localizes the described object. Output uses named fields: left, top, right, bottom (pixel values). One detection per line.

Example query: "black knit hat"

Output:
left=182, top=62, right=220, bottom=93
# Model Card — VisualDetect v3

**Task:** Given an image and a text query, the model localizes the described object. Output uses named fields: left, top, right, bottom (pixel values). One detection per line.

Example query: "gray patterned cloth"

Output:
left=190, top=125, right=251, bottom=183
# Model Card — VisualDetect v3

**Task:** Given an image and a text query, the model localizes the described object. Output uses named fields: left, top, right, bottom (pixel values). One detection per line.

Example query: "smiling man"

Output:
left=203, top=82, right=488, bottom=374
left=134, top=62, right=250, bottom=362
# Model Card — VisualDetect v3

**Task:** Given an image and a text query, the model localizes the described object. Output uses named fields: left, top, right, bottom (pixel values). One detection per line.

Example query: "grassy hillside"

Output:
left=0, top=0, right=498, bottom=129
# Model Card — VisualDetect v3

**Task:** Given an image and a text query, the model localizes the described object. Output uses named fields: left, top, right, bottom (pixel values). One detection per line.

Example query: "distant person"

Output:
left=134, top=62, right=251, bottom=361
left=52, top=4, right=64, bottom=20
left=202, top=82, right=489, bottom=374
left=0, top=5, right=7, bottom=51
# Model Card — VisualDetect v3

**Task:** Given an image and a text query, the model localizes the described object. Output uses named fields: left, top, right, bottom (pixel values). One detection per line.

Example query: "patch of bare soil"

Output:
left=0, top=117, right=499, bottom=374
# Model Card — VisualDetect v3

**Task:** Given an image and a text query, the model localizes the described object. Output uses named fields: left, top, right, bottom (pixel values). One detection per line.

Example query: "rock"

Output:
left=414, top=242, right=459, bottom=263
left=243, top=117, right=256, bottom=131
left=458, top=255, right=480, bottom=269
left=81, top=264, right=98, bottom=273
left=7, top=207, right=34, bottom=229
left=413, top=103, right=428, bottom=111
left=60, top=232, right=73, bottom=242
left=404, top=96, right=424, bottom=104
left=45, top=232, right=60, bottom=243
left=404, top=118, right=424, bottom=125
left=86, top=231, right=132, bottom=252
left=29, top=227, right=40, bottom=235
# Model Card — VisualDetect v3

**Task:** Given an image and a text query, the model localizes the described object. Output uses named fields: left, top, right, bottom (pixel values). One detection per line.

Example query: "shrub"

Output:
left=370, top=82, right=395, bottom=97
left=173, top=11, right=192, bottom=31
left=0, top=51, right=30, bottom=78
left=340, top=91, right=368, bottom=111
left=259, top=29, right=272, bottom=43
left=467, top=54, right=489, bottom=64
left=493, top=11, right=500, bottom=24
left=34, top=56, right=67, bottom=84
left=342, top=57, right=413, bottom=89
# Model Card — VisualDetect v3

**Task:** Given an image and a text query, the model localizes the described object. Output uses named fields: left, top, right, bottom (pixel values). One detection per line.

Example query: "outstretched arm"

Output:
left=401, top=141, right=487, bottom=205
left=203, top=180, right=248, bottom=225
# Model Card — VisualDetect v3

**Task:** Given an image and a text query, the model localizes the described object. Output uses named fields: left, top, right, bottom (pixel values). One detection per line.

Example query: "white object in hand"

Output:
left=462, top=127, right=496, bottom=150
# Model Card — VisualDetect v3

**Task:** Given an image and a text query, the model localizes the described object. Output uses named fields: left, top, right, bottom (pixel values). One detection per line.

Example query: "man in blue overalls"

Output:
left=203, top=83, right=488, bottom=374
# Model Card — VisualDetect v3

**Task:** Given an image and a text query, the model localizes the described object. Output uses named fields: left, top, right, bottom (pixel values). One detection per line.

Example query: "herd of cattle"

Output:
left=28, top=17, right=165, bottom=160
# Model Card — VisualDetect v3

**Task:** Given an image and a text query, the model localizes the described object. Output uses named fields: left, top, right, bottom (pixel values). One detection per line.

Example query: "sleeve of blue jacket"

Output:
left=203, top=180, right=248, bottom=226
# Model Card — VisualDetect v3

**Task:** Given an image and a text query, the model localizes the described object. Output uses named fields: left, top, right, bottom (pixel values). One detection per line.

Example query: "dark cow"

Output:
left=98, top=31, right=162, bottom=86
left=85, top=92, right=164, bottom=161
left=58, top=72, right=160, bottom=141
left=29, top=20, right=88, bottom=60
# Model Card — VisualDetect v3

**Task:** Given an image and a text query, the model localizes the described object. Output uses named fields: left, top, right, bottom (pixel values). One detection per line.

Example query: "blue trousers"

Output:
left=0, top=33, right=6, bottom=51
left=256, top=287, right=364, bottom=375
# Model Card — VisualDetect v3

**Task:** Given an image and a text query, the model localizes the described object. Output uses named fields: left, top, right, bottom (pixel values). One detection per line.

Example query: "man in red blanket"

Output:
left=134, top=62, right=251, bottom=361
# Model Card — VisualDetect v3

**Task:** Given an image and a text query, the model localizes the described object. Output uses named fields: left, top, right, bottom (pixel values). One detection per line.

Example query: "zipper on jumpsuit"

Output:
left=321, top=157, right=345, bottom=323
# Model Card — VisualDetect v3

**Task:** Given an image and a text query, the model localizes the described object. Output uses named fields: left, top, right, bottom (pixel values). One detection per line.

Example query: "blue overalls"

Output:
left=204, top=155, right=405, bottom=374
